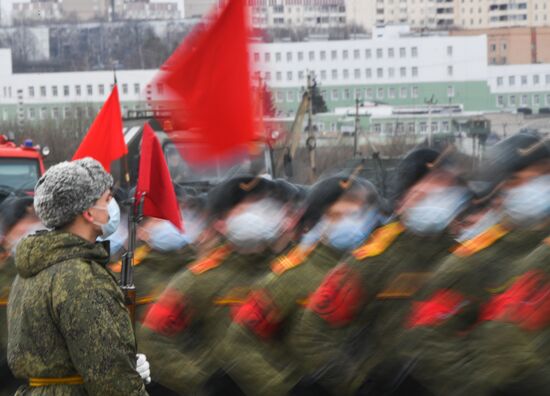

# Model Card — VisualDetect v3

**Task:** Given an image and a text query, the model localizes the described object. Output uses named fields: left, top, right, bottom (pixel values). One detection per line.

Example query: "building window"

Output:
left=400, top=67, right=406, bottom=77
left=265, top=53, right=270, bottom=62
left=52, top=86, right=58, bottom=97
left=40, top=107, right=47, bottom=119
left=276, top=72, right=282, bottom=81
left=343, top=50, right=349, bottom=60
left=376, top=48, right=383, bottom=58
left=343, top=69, right=349, bottom=79
left=354, top=69, right=361, bottom=79
left=332, top=69, right=338, bottom=79
left=366, top=88, right=374, bottom=99
left=286, top=52, right=292, bottom=62
left=276, top=52, right=281, bottom=62
left=28, top=87, right=34, bottom=97
left=546, top=74, right=550, bottom=84
left=399, top=47, right=406, bottom=57
left=533, top=75, right=540, bottom=85
left=320, top=51, right=326, bottom=61
left=287, top=71, right=293, bottom=81
left=412, top=86, right=419, bottom=98
left=509, top=76, right=515, bottom=86
left=491, top=44, right=497, bottom=52
left=447, top=85, right=455, bottom=98
left=28, top=107, right=35, bottom=119
left=388, top=48, right=395, bottom=58
left=265, top=71, right=272, bottom=81
left=254, top=52, right=260, bottom=62
left=431, top=122, right=438, bottom=133
left=447, top=66, right=453, bottom=76
left=121, top=83, right=128, bottom=95
left=497, top=95, right=504, bottom=106
left=321, top=70, right=327, bottom=80
left=509, top=95, right=516, bottom=105
left=533, top=94, right=540, bottom=106
left=276, top=91, right=284, bottom=102
left=355, top=88, right=363, bottom=99
left=366, top=68, right=372, bottom=78
left=286, top=91, right=294, bottom=102
left=497, top=77, right=503, bottom=86
left=388, top=68, right=395, bottom=78
left=520, top=95, right=528, bottom=106
left=40, top=86, right=46, bottom=97
left=376, top=87, right=384, bottom=99
left=412, top=67, right=418, bottom=77
left=388, top=87, right=396, bottom=98
left=400, top=87, right=408, bottom=98
left=521, top=75, right=527, bottom=85
left=64, top=107, right=71, bottom=119
left=447, top=46, right=453, bottom=56
left=98, top=84, right=105, bottom=95
left=366, top=49, right=372, bottom=59
left=353, top=49, right=360, bottom=59
left=344, top=89, right=351, bottom=100
left=442, top=121, right=450, bottom=132
left=411, top=47, right=418, bottom=57
left=377, top=68, right=383, bottom=78
left=419, top=122, right=427, bottom=133
left=298, top=71, right=304, bottom=81
left=374, top=123, right=381, bottom=134
left=298, top=51, right=304, bottom=61
left=331, top=50, right=337, bottom=60
left=75, top=85, right=81, bottom=96
left=408, top=122, right=415, bottom=133
left=332, top=89, right=339, bottom=100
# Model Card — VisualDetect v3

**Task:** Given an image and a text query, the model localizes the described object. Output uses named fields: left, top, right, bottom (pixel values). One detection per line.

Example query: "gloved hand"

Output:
left=136, top=353, right=151, bottom=384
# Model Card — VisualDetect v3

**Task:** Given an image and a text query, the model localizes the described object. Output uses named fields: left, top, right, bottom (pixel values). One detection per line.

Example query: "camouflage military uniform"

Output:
left=7, top=231, right=147, bottom=396
left=401, top=226, right=548, bottom=396
left=137, top=245, right=273, bottom=395
left=293, top=222, right=455, bottom=395
left=108, top=243, right=197, bottom=325
left=221, top=243, right=344, bottom=396
left=1, top=253, right=19, bottom=396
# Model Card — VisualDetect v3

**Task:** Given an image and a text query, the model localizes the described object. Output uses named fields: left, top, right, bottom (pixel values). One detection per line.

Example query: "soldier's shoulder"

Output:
left=352, top=222, right=406, bottom=261
left=188, top=244, right=232, bottom=275
left=270, top=245, right=316, bottom=276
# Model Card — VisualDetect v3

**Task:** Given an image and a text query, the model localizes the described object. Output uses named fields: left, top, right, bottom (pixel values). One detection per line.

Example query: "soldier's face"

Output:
left=88, top=191, right=113, bottom=233
left=397, top=170, right=457, bottom=216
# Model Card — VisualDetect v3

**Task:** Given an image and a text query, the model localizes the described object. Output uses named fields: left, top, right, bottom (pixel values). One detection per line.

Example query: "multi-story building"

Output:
left=7, top=0, right=182, bottom=23
left=184, top=0, right=219, bottom=18
left=1, top=30, right=550, bottom=136
left=452, top=27, right=550, bottom=65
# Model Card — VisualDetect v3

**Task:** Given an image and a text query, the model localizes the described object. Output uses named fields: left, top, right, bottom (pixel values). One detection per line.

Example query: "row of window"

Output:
left=496, top=74, right=550, bottom=87
left=255, top=65, right=435, bottom=82
left=372, top=120, right=453, bottom=135
left=252, top=45, right=425, bottom=63
left=3, top=103, right=144, bottom=122
left=496, top=93, right=550, bottom=107
left=274, top=85, right=457, bottom=103
left=1, top=82, right=160, bottom=99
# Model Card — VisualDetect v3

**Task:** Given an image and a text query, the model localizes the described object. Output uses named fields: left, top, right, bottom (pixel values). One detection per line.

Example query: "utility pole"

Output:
left=354, top=96, right=361, bottom=158
left=425, top=95, right=437, bottom=147
left=306, top=73, right=316, bottom=182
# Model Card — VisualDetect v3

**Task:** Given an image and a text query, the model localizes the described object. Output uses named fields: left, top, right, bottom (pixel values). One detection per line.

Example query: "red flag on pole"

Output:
left=136, top=123, right=183, bottom=231
left=151, top=0, right=256, bottom=164
left=73, top=85, right=127, bottom=172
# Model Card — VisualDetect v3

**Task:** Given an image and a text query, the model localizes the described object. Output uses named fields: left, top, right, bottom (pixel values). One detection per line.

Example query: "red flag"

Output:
left=136, top=123, right=183, bottom=231
left=151, top=0, right=256, bottom=164
left=73, top=85, right=127, bottom=172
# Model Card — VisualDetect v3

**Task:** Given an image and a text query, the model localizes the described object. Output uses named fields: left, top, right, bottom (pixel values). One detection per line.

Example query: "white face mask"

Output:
left=92, top=199, right=121, bottom=239
left=502, top=175, right=550, bottom=227
left=225, top=199, right=286, bottom=249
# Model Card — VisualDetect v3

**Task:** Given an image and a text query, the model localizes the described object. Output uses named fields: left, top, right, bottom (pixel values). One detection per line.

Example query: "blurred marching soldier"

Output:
left=0, top=195, right=41, bottom=396
left=7, top=158, right=150, bottom=395
left=401, top=133, right=550, bottom=396
left=292, top=148, right=468, bottom=396
left=221, top=174, right=386, bottom=396
left=137, top=176, right=297, bottom=395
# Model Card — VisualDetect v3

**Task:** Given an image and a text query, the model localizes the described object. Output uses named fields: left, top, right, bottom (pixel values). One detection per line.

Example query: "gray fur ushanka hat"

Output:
left=34, top=157, right=113, bottom=229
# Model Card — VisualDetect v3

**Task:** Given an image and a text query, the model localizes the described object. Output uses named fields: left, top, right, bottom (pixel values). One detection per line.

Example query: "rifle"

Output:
left=120, top=192, right=145, bottom=328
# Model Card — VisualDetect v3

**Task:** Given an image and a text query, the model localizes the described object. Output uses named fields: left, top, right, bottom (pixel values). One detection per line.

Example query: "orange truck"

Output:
left=0, top=135, right=48, bottom=201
